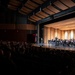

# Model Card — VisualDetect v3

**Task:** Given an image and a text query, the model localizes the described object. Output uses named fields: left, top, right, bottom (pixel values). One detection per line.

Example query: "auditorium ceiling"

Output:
left=0, top=0, right=75, bottom=23
left=45, top=17, right=75, bottom=30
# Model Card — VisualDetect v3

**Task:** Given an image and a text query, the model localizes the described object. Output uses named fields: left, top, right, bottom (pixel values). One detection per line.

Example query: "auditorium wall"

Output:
left=0, top=29, right=27, bottom=41
left=0, top=9, right=36, bottom=42
left=0, top=24, right=15, bottom=29
left=16, top=24, right=36, bottom=30
left=0, top=24, right=36, bottom=42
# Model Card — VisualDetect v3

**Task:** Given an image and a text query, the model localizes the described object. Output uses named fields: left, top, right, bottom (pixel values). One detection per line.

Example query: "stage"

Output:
left=32, top=43, right=75, bottom=51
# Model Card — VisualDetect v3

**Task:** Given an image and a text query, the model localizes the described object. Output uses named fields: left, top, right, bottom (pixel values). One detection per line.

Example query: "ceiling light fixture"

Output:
left=40, top=8, right=41, bottom=11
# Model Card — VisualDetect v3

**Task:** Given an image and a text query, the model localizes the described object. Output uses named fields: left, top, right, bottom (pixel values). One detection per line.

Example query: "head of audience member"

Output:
left=4, top=50, right=11, bottom=59
left=0, top=49, right=4, bottom=56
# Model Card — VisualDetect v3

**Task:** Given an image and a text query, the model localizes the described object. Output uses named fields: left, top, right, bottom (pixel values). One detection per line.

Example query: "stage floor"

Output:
left=32, top=43, right=75, bottom=51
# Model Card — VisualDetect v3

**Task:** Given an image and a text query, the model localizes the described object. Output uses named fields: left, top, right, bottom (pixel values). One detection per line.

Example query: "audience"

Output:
left=0, top=40, right=75, bottom=75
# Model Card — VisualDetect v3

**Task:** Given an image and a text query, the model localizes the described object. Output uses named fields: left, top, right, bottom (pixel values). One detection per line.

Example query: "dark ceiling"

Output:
left=0, top=0, right=75, bottom=24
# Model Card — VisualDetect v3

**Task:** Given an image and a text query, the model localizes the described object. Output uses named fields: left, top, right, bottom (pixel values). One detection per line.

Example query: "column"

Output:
left=47, top=27, right=51, bottom=44
left=37, top=24, right=39, bottom=44
left=44, top=26, right=47, bottom=44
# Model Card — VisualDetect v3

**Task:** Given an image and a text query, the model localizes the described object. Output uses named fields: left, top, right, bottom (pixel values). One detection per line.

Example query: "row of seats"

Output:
left=0, top=40, right=75, bottom=75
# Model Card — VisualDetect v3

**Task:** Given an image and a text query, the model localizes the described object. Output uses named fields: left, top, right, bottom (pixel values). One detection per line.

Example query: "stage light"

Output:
left=40, top=8, right=41, bottom=11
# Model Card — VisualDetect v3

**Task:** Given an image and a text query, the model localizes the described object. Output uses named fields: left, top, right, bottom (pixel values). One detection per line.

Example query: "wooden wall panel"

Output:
left=46, top=27, right=48, bottom=44
left=16, top=24, right=36, bottom=30
left=47, top=27, right=51, bottom=42
left=68, top=30, right=71, bottom=40
left=61, top=30, right=65, bottom=40
left=44, top=27, right=51, bottom=44
left=54, top=29, right=62, bottom=39
left=45, top=27, right=47, bottom=44
left=60, top=30, right=62, bottom=39
left=50, top=27, right=55, bottom=40
left=57, top=29, right=61, bottom=39
left=64, top=31, right=67, bottom=39
left=59, top=29, right=61, bottom=39
left=55, top=29, right=57, bottom=38
left=0, top=24, right=36, bottom=30
left=53, top=28, right=55, bottom=40
left=26, top=24, right=36, bottom=30
left=74, top=30, right=75, bottom=39
left=44, top=27, right=47, bottom=44
left=57, top=29, right=59, bottom=39
left=16, top=24, right=26, bottom=30
left=50, top=28, right=52, bottom=40
left=73, top=30, right=74, bottom=39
